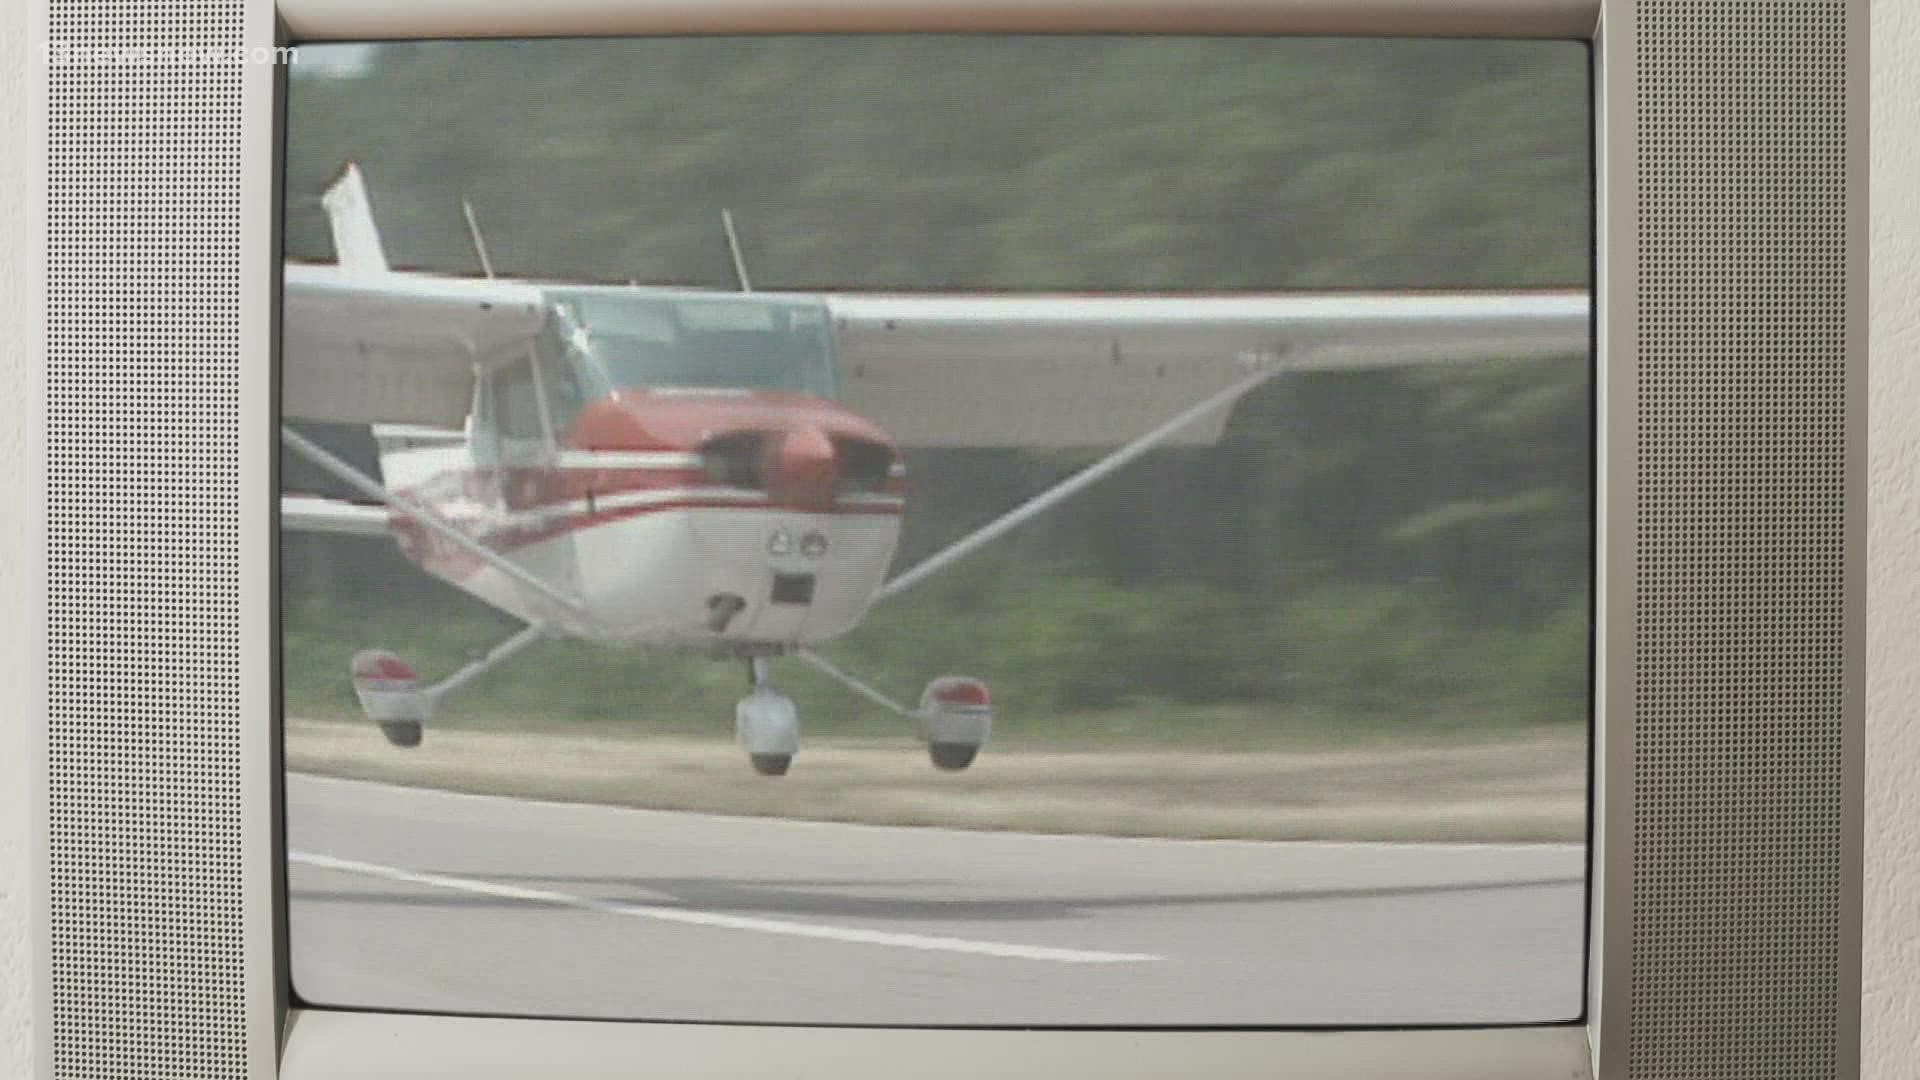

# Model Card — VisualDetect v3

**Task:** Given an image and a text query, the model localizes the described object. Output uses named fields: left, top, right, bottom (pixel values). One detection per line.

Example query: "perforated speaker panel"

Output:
left=43, top=1, right=271, bottom=1077
left=1626, top=0, right=1859, bottom=1077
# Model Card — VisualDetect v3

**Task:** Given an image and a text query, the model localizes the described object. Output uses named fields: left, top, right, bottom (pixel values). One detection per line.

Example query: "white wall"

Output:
left=1865, top=0, right=1919, bottom=1073
left=1, top=0, right=40, bottom=1073
left=0, top=4, right=1912, bottom=1077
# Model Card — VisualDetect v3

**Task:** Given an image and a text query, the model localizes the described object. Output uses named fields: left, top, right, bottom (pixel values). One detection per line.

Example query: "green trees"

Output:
left=284, top=38, right=1588, bottom=290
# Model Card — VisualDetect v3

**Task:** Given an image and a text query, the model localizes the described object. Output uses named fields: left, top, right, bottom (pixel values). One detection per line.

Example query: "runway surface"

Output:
left=287, top=773, right=1587, bottom=1026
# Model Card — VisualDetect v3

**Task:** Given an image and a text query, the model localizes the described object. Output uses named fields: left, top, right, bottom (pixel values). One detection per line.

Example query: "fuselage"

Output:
left=373, top=288, right=908, bottom=652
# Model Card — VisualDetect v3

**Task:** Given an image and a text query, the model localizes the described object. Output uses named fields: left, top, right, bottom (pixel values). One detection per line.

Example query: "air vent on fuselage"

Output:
left=699, top=431, right=767, bottom=490
left=834, top=437, right=896, bottom=495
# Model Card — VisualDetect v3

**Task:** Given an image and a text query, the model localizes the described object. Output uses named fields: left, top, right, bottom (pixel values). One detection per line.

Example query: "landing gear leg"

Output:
left=735, top=657, right=799, bottom=777
left=349, top=623, right=548, bottom=749
left=796, top=651, right=993, bottom=772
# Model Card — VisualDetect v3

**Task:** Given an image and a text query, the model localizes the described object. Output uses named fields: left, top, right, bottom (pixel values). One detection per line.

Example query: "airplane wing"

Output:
left=285, top=163, right=552, bottom=429
left=822, top=290, right=1589, bottom=448
left=281, top=494, right=390, bottom=537
left=281, top=264, right=549, bottom=429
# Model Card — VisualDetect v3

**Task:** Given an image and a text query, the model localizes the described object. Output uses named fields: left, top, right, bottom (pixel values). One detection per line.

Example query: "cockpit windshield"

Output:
left=546, top=290, right=839, bottom=400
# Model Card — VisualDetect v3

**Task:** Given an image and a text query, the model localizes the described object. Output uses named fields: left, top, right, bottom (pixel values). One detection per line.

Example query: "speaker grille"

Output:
left=44, top=2, right=251, bottom=1077
left=1629, top=0, right=1852, bottom=1077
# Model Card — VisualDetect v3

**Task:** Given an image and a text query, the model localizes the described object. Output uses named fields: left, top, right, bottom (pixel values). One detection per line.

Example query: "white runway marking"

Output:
left=290, top=851, right=1159, bottom=965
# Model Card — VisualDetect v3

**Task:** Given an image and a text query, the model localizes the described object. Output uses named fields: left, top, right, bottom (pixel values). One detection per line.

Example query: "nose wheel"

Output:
left=736, top=657, right=799, bottom=777
left=749, top=751, right=793, bottom=777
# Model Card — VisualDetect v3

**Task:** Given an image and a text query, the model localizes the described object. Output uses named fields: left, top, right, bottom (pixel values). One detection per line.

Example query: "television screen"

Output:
left=278, top=35, right=1593, bottom=1027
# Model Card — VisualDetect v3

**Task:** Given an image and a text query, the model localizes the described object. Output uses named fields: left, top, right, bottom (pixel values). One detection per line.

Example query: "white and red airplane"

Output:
left=281, top=164, right=1588, bottom=776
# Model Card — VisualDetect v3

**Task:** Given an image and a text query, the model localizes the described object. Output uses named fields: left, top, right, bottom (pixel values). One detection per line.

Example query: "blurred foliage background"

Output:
left=281, top=36, right=1592, bottom=745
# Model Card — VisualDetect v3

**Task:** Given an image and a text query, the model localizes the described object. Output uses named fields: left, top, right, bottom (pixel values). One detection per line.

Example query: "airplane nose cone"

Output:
left=768, top=425, right=838, bottom=512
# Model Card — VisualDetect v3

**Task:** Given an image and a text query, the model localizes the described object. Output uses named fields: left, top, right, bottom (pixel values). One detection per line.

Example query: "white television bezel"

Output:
left=36, top=1, right=1865, bottom=1078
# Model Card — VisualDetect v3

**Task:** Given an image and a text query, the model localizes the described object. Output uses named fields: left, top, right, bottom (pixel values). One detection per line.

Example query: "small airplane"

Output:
left=281, top=164, right=1589, bottom=776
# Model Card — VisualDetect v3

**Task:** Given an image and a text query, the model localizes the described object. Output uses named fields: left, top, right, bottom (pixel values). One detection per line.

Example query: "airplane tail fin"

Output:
left=321, top=162, right=390, bottom=277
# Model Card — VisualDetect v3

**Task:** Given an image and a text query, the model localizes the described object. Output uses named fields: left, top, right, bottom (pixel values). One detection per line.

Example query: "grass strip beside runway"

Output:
left=285, top=717, right=1584, bottom=843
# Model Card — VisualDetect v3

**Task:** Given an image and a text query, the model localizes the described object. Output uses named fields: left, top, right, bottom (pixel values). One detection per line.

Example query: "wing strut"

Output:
left=877, top=361, right=1284, bottom=602
left=279, top=426, right=593, bottom=623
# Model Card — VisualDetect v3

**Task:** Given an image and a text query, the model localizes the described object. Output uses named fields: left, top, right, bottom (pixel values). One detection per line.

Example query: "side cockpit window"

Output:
left=493, top=358, right=542, bottom=443
left=534, top=310, right=601, bottom=433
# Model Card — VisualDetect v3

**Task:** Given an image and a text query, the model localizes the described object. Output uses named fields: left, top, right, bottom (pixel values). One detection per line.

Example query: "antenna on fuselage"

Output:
left=460, top=197, right=496, bottom=280
left=720, top=208, right=753, bottom=293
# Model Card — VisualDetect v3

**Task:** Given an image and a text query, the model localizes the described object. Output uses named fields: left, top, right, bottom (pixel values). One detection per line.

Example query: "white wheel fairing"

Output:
left=917, top=676, right=994, bottom=756
left=735, top=687, right=801, bottom=758
left=349, top=650, right=433, bottom=726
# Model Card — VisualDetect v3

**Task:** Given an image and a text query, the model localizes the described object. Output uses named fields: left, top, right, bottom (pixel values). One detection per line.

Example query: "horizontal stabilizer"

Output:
left=281, top=494, right=391, bottom=537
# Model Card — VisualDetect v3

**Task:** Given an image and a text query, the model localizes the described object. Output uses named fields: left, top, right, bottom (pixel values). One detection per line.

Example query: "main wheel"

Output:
left=749, top=753, right=792, bottom=777
left=929, top=742, right=979, bottom=772
left=378, top=719, right=423, bottom=748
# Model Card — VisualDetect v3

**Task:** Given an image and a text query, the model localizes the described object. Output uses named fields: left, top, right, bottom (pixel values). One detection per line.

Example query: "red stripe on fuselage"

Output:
left=478, top=495, right=903, bottom=554
left=387, top=479, right=902, bottom=582
left=494, top=466, right=907, bottom=516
